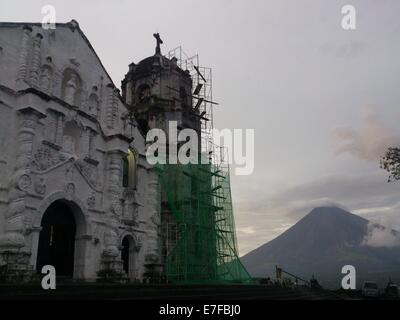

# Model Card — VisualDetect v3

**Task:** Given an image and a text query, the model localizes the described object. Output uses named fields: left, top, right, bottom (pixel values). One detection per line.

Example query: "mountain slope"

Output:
left=240, top=206, right=400, bottom=287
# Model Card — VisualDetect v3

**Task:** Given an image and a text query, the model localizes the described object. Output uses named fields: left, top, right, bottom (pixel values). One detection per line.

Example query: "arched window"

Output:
left=137, top=84, right=151, bottom=103
left=122, top=149, right=137, bottom=188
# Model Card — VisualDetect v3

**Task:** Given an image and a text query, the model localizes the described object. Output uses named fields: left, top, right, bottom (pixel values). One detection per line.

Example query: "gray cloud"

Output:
left=332, top=107, right=400, bottom=162
left=362, top=222, right=400, bottom=248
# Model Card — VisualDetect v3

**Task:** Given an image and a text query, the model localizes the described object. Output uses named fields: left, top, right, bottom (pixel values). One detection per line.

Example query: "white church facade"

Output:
left=0, top=21, right=163, bottom=282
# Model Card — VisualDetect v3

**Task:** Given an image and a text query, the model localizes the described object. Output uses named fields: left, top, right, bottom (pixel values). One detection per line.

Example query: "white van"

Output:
left=362, top=281, right=380, bottom=298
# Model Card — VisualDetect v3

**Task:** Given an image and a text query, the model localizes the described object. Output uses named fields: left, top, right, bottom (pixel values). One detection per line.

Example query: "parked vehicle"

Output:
left=384, top=282, right=399, bottom=299
left=362, top=281, right=380, bottom=298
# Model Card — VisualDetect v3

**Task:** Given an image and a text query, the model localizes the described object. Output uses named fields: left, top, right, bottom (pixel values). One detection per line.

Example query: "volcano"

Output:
left=240, top=207, right=400, bottom=288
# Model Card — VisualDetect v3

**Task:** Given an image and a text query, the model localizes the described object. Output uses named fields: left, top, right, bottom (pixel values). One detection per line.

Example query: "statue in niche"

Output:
left=40, top=66, right=52, bottom=92
left=64, top=73, right=78, bottom=105
left=62, top=120, right=80, bottom=157
left=88, top=93, right=99, bottom=117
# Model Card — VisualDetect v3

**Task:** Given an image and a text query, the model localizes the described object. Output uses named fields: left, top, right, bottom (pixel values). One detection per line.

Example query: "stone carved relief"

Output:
left=133, top=234, right=142, bottom=252
left=16, top=25, right=32, bottom=83
left=105, top=84, right=118, bottom=129
left=32, top=145, right=62, bottom=170
left=111, top=196, right=122, bottom=218
left=87, top=191, right=96, bottom=209
left=29, top=34, right=43, bottom=86
left=34, top=177, right=46, bottom=195
left=122, top=188, right=138, bottom=225
left=103, top=229, right=119, bottom=257
left=145, top=253, right=159, bottom=264
left=0, top=198, right=26, bottom=249
left=62, top=120, right=81, bottom=157
left=65, top=182, right=75, bottom=196
left=20, top=119, right=36, bottom=129
left=17, top=174, right=32, bottom=192
left=40, top=64, right=53, bottom=93
left=65, top=163, right=75, bottom=180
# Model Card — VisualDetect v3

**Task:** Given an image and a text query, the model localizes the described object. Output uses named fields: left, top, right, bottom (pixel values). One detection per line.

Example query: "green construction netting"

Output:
left=155, top=162, right=253, bottom=284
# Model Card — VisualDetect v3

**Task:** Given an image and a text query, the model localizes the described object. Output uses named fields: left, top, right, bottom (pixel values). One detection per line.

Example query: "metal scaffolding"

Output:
left=154, top=48, right=252, bottom=284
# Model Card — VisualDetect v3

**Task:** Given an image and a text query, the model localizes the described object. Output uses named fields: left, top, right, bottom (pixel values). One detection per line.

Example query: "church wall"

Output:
left=0, top=22, right=161, bottom=282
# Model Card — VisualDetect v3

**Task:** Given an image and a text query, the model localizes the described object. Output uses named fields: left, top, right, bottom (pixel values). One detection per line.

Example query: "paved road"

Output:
left=0, top=283, right=343, bottom=300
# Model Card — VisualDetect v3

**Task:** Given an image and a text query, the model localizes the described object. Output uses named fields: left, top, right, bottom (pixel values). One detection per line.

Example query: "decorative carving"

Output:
left=87, top=191, right=96, bottom=209
left=123, top=187, right=135, bottom=204
left=34, top=177, right=46, bottom=195
left=65, top=182, right=75, bottom=196
left=33, top=145, right=61, bottom=170
left=111, top=196, right=122, bottom=218
left=20, top=119, right=36, bottom=129
left=145, top=253, right=159, bottom=264
left=107, top=152, right=122, bottom=194
left=105, top=84, right=118, bottom=129
left=70, top=57, right=80, bottom=67
left=56, top=113, right=64, bottom=145
left=65, top=163, right=75, bottom=180
left=29, top=34, right=43, bottom=86
left=103, top=229, right=119, bottom=257
left=16, top=108, right=45, bottom=170
left=16, top=25, right=32, bottom=82
left=17, top=174, right=32, bottom=192
left=65, top=73, right=78, bottom=105
left=122, top=188, right=138, bottom=226
left=0, top=198, right=26, bottom=249
left=40, top=65, right=53, bottom=93
left=133, top=206, right=139, bottom=227
left=150, top=213, right=160, bottom=227
left=134, top=234, right=142, bottom=252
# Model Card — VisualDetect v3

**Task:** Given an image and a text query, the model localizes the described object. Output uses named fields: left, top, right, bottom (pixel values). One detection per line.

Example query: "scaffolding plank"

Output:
left=193, top=83, right=203, bottom=95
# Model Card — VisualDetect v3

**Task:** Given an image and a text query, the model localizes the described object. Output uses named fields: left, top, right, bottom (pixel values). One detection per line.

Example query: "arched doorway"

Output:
left=36, top=200, right=76, bottom=277
left=121, top=235, right=136, bottom=280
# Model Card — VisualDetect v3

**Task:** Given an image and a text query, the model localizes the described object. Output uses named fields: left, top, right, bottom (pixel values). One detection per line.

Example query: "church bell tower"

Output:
left=121, top=33, right=201, bottom=141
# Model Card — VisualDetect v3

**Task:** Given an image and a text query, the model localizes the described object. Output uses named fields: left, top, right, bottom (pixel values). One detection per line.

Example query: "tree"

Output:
left=381, top=147, right=400, bottom=182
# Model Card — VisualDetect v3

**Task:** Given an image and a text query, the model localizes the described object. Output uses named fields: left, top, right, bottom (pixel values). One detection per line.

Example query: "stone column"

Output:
left=107, top=151, right=122, bottom=195
left=105, top=84, right=115, bottom=129
left=29, top=33, right=43, bottom=87
left=55, top=113, right=64, bottom=146
left=88, top=130, right=96, bottom=159
left=16, top=25, right=32, bottom=84
left=15, top=107, right=45, bottom=170
left=6, top=108, right=44, bottom=239
left=145, top=171, right=162, bottom=262
left=0, top=108, right=45, bottom=278
left=80, top=127, right=90, bottom=158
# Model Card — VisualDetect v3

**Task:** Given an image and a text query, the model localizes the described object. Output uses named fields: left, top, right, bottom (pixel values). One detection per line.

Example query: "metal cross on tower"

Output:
left=153, top=33, right=163, bottom=55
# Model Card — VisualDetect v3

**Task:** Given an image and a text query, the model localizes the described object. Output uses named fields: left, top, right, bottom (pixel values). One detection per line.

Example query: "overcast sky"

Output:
left=2, top=0, right=400, bottom=255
